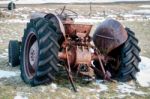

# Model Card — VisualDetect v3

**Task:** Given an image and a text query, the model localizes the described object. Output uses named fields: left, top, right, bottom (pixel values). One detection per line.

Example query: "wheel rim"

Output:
left=24, top=32, right=39, bottom=79
left=29, top=41, right=38, bottom=66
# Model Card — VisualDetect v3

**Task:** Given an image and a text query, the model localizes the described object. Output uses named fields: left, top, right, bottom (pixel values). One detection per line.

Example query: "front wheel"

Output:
left=8, top=40, right=20, bottom=67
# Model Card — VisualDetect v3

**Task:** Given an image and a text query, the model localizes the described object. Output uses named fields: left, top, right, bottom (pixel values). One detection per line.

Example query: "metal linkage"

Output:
left=65, top=46, right=77, bottom=92
left=95, top=49, right=113, bottom=82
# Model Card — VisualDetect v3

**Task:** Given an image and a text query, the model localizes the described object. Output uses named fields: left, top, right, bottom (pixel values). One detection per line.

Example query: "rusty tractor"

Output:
left=8, top=7, right=141, bottom=91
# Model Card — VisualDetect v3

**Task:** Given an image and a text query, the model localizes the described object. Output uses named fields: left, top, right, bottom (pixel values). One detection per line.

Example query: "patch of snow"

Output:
left=88, top=80, right=108, bottom=93
left=96, top=94, right=100, bottom=99
left=0, top=52, right=8, bottom=58
left=0, top=54, right=6, bottom=58
left=89, top=88, right=103, bottom=93
left=71, top=95, right=76, bottom=98
left=139, top=5, right=150, bottom=8
left=117, top=83, right=146, bottom=95
left=0, top=19, right=29, bottom=23
left=136, top=56, right=150, bottom=87
left=107, top=14, right=117, bottom=18
left=96, top=80, right=104, bottom=83
left=5, top=49, right=8, bottom=53
left=40, top=87, right=46, bottom=92
left=61, top=92, right=68, bottom=97
left=75, top=15, right=148, bottom=23
left=75, top=18, right=104, bottom=24
left=15, top=7, right=32, bottom=12
left=1, top=52, right=8, bottom=57
left=0, top=70, right=19, bottom=78
left=50, top=83, right=58, bottom=90
left=14, top=93, right=28, bottom=99
left=121, top=14, right=147, bottom=21
left=0, top=38, right=3, bottom=43
left=20, top=14, right=29, bottom=19
left=95, top=80, right=108, bottom=92
left=89, top=84, right=108, bottom=93
left=133, top=9, right=150, bottom=15
left=116, top=94, right=126, bottom=98
left=14, top=95, right=28, bottom=99
left=111, top=94, right=126, bottom=99
left=99, top=83, right=108, bottom=92
left=91, top=56, right=150, bottom=93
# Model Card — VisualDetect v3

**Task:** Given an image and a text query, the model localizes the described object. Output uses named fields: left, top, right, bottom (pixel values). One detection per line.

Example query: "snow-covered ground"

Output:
left=0, top=1, right=149, bottom=98
left=133, top=9, right=150, bottom=15
left=74, top=17, right=105, bottom=24
left=1, top=2, right=150, bottom=23
left=139, top=5, right=150, bottom=8
left=0, top=56, right=150, bottom=87
left=136, top=56, right=150, bottom=87
left=117, top=83, right=146, bottom=95
left=0, top=49, right=8, bottom=58
left=0, top=56, right=149, bottom=98
left=14, top=92, right=28, bottom=99
left=0, top=70, right=19, bottom=78
left=0, top=14, right=148, bottom=24
left=0, top=19, right=29, bottom=23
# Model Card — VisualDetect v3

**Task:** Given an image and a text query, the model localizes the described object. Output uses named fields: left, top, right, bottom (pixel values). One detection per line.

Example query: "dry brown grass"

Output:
left=0, top=3, right=150, bottom=99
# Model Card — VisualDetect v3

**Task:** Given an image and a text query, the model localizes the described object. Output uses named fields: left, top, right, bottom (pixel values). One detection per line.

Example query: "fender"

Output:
left=44, top=13, right=65, bottom=38
left=93, top=19, right=128, bottom=54
left=30, top=12, right=65, bottom=38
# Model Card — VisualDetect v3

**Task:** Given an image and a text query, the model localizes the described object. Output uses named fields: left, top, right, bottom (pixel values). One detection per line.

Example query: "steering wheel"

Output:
left=55, top=7, right=78, bottom=18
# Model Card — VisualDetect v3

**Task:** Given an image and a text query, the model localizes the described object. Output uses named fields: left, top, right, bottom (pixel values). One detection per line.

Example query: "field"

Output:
left=0, top=2, right=150, bottom=99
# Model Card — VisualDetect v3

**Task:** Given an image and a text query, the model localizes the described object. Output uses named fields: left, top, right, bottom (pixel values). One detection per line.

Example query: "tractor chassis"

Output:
left=57, top=23, right=116, bottom=92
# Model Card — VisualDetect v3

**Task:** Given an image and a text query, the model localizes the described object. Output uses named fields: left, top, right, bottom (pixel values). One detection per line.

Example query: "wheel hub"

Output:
left=29, top=41, right=38, bottom=67
left=24, top=32, right=39, bottom=79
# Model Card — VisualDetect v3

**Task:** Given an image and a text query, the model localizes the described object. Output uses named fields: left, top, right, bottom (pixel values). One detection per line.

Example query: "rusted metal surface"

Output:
left=58, top=47, right=76, bottom=66
left=97, top=54, right=112, bottom=80
left=67, top=47, right=76, bottom=66
left=76, top=46, right=91, bottom=65
left=56, top=8, right=125, bottom=90
left=93, top=19, right=128, bottom=54
left=58, top=22, right=94, bottom=79
left=65, top=47, right=77, bottom=92
left=64, top=24, right=92, bottom=37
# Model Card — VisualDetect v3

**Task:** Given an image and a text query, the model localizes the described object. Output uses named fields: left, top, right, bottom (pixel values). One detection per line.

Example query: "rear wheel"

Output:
left=117, top=28, right=141, bottom=81
left=95, top=28, right=141, bottom=82
left=8, top=40, right=20, bottom=67
left=21, top=18, right=60, bottom=86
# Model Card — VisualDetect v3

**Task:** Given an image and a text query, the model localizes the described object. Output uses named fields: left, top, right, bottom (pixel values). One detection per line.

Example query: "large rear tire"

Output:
left=20, top=18, right=60, bottom=86
left=95, top=27, right=141, bottom=82
left=118, top=28, right=141, bottom=81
